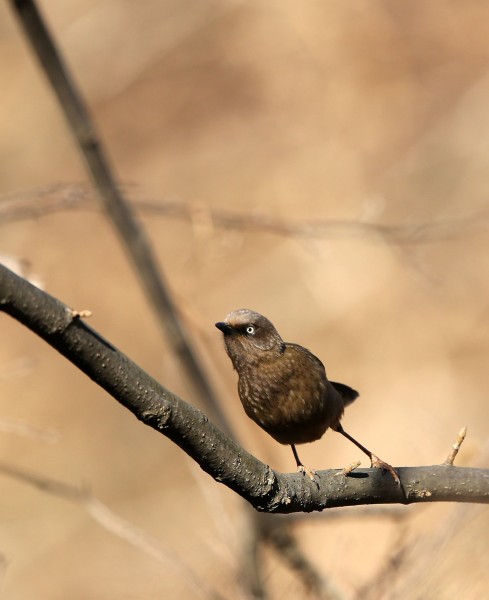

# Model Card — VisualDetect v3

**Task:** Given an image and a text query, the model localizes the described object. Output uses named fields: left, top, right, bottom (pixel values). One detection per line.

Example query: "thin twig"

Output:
left=0, top=461, right=225, bottom=600
left=186, top=460, right=238, bottom=567
left=135, top=199, right=489, bottom=245
left=240, top=516, right=266, bottom=600
left=259, top=513, right=346, bottom=600
left=0, top=551, right=7, bottom=592
left=0, top=358, right=33, bottom=382
left=2, top=183, right=489, bottom=245
left=444, top=426, right=467, bottom=466
left=354, top=521, right=411, bottom=600
left=390, top=442, right=489, bottom=599
left=0, top=417, right=59, bottom=443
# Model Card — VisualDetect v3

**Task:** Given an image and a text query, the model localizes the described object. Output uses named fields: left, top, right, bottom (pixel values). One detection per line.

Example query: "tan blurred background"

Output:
left=1, top=1, right=489, bottom=598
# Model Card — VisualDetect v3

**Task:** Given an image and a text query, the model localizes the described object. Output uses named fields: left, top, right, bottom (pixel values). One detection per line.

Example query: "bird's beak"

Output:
left=215, top=321, right=234, bottom=335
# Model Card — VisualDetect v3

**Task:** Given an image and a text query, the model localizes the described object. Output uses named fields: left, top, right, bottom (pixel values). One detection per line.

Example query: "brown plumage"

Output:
left=216, top=309, right=399, bottom=483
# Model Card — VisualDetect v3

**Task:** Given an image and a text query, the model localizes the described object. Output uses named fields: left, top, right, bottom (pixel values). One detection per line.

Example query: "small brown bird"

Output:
left=216, top=309, right=399, bottom=483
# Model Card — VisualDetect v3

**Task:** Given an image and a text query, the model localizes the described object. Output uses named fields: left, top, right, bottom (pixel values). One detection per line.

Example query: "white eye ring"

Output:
left=246, top=325, right=255, bottom=335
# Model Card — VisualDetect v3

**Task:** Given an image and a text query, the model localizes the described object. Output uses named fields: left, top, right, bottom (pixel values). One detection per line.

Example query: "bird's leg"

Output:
left=334, top=424, right=401, bottom=485
left=291, top=444, right=317, bottom=482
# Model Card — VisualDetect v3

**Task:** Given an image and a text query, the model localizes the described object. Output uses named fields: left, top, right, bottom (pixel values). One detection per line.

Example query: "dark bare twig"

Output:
left=1, top=264, right=489, bottom=512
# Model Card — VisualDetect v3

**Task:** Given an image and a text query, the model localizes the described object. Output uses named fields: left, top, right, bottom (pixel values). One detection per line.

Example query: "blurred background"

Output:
left=1, top=1, right=488, bottom=598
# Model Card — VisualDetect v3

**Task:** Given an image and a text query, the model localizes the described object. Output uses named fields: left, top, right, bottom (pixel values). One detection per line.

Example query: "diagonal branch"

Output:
left=1, top=264, right=488, bottom=512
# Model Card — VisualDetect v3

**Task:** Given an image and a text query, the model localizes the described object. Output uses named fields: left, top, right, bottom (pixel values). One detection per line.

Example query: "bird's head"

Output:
left=215, top=309, right=284, bottom=369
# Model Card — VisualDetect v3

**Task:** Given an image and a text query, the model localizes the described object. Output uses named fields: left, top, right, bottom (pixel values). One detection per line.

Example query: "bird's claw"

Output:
left=370, top=454, right=401, bottom=485
left=298, top=465, right=319, bottom=483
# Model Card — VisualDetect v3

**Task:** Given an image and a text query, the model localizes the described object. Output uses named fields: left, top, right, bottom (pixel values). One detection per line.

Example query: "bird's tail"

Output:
left=331, top=382, right=359, bottom=407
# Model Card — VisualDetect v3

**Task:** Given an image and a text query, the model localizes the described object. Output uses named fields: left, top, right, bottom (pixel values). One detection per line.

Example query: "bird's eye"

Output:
left=245, top=325, right=255, bottom=335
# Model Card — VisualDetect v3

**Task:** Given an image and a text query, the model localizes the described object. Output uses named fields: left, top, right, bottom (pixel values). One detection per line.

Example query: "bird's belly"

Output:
left=240, top=385, right=337, bottom=445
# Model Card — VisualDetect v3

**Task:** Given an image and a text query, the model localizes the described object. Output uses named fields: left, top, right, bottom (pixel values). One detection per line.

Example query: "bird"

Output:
left=215, top=308, right=399, bottom=484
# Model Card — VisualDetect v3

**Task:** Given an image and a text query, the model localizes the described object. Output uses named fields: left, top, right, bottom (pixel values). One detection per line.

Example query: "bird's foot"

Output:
left=370, top=454, right=401, bottom=485
left=298, top=465, right=319, bottom=483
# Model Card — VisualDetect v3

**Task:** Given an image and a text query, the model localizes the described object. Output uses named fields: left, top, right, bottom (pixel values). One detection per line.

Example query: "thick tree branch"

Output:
left=1, top=264, right=488, bottom=512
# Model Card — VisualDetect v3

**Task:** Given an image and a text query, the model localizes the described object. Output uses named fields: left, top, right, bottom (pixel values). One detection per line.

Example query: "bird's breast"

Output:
left=236, top=350, right=344, bottom=445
